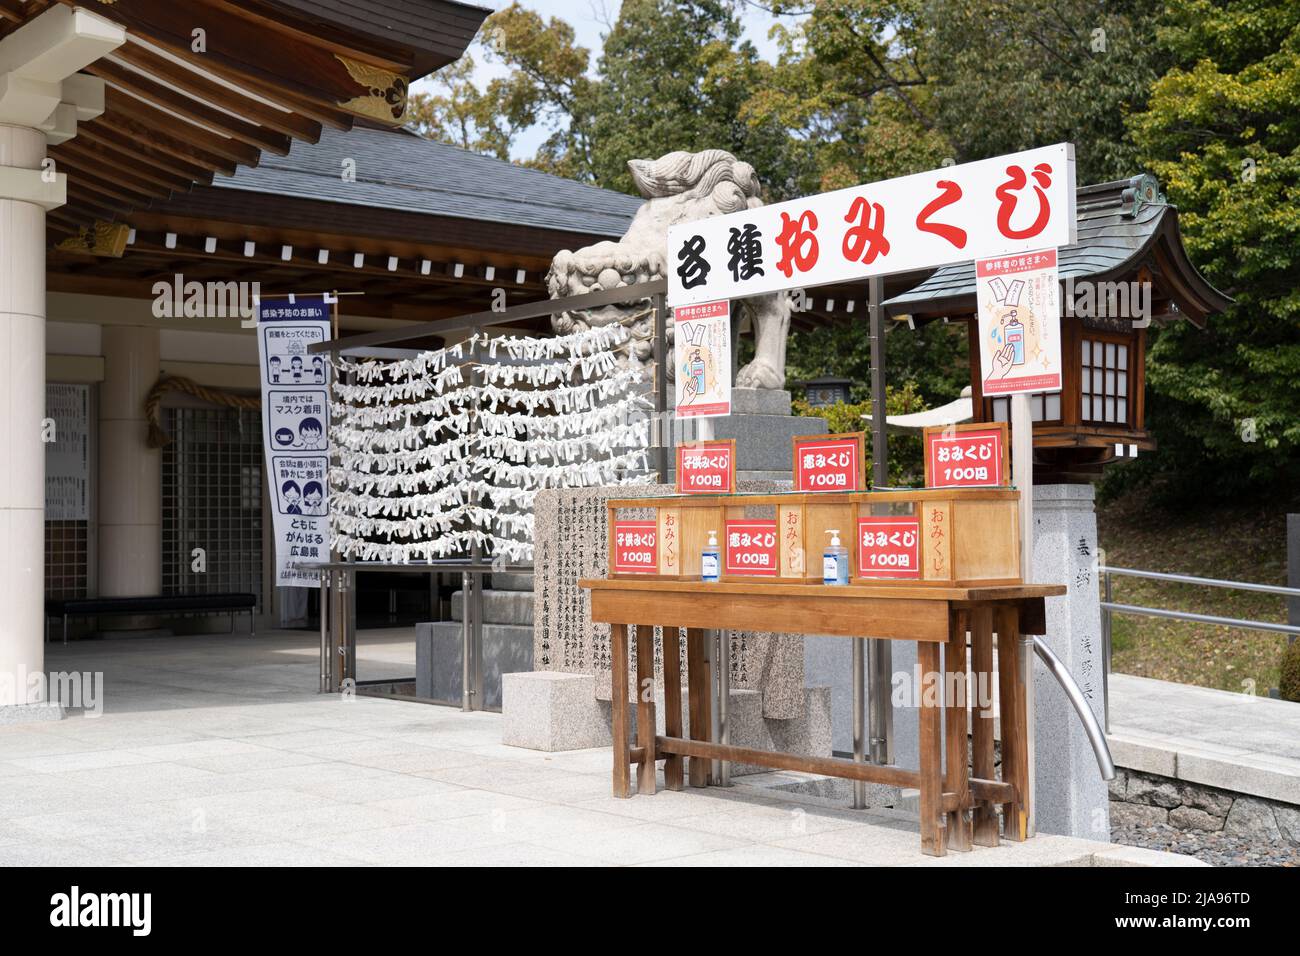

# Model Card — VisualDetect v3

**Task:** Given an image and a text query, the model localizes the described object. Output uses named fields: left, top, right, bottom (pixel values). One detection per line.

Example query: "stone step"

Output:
left=489, top=572, right=534, bottom=593
left=450, top=588, right=533, bottom=626
left=416, top=621, right=534, bottom=709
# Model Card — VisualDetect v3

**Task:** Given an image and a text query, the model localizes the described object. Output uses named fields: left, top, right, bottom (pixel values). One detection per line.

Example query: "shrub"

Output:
left=1281, top=639, right=1300, bottom=703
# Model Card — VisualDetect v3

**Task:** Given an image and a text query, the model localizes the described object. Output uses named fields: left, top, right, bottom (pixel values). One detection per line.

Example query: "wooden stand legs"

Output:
left=662, top=626, right=684, bottom=791
left=944, top=612, right=973, bottom=852
left=686, top=627, right=712, bottom=788
left=996, top=606, right=1030, bottom=840
left=611, top=622, right=632, bottom=798
left=970, top=607, right=1000, bottom=847
left=917, top=640, right=944, bottom=857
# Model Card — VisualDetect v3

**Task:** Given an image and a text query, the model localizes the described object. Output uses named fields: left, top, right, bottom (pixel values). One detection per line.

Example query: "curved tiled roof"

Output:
left=212, top=125, right=643, bottom=238
left=884, top=175, right=1230, bottom=325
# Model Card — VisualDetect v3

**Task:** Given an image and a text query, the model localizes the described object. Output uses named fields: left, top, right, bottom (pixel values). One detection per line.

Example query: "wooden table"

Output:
left=580, top=578, right=1066, bottom=856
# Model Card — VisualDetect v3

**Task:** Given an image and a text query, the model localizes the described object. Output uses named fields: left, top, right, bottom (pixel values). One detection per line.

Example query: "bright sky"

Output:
left=411, top=0, right=796, bottom=159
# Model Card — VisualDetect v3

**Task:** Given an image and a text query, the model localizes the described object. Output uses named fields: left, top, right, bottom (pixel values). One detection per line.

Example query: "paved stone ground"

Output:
left=0, top=630, right=1191, bottom=867
left=1109, top=672, right=1300, bottom=771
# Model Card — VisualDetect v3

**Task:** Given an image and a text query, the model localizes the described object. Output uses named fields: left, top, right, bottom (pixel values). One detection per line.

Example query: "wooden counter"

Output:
left=580, top=577, right=1066, bottom=856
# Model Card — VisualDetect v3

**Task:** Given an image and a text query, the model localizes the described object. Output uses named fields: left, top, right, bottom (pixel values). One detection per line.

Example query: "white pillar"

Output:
left=0, top=124, right=49, bottom=708
left=98, top=326, right=161, bottom=600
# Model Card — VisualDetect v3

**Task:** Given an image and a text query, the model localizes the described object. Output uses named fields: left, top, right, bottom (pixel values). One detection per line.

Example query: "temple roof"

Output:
left=211, top=125, right=643, bottom=238
left=883, top=174, right=1231, bottom=327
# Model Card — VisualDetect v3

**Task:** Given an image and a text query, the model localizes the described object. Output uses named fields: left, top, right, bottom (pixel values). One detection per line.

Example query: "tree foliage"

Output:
left=1110, top=0, right=1300, bottom=502
left=411, top=0, right=1299, bottom=501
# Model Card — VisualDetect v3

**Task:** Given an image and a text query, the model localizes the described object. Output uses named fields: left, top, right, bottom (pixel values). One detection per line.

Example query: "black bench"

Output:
left=44, top=593, right=257, bottom=644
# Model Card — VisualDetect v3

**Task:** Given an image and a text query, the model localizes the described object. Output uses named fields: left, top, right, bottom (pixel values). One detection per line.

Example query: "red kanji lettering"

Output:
left=841, top=196, right=890, bottom=265
left=775, top=210, right=819, bottom=278
left=995, top=162, right=1053, bottom=240
left=916, top=180, right=966, bottom=249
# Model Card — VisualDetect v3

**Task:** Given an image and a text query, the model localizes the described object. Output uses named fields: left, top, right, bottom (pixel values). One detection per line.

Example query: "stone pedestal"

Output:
left=674, top=388, right=826, bottom=482
left=416, top=572, right=534, bottom=709
left=1031, top=483, right=1109, bottom=839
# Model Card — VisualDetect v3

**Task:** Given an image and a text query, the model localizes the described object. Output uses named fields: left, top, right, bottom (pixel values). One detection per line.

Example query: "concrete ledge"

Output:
left=1109, top=729, right=1300, bottom=806
left=0, top=702, right=64, bottom=725
left=1088, top=844, right=1211, bottom=867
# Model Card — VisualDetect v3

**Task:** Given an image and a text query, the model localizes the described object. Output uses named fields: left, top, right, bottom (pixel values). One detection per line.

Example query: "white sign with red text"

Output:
left=857, top=517, right=921, bottom=580
left=927, top=427, right=1005, bottom=488
left=975, top=247, right=1063, bottom=396
left=613, top=521, right=658, bottom=574
left=667, top=144, right=1076, bottom=307
left=725, top=520, right=779, bottom=577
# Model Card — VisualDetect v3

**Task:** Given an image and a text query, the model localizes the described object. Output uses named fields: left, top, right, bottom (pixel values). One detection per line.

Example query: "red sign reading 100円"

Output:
left=857, top=517, right=920, bottom=579
left=613, top=520, right=657, bottom=574
left=725, top=520, right=779, bottom=576
left=794, top=434, right=863, bottom=492
left=927, top=427, right=1005, bottom=488
left=676, top=440, right=735, bottom=494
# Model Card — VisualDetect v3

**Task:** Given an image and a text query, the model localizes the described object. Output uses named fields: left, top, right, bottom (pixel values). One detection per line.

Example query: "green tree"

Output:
left=590, top=0, right=808, bottom=196
left=1117, top=0, right=1300, bottom=502
left=924, top=0, right=1167, bottom=184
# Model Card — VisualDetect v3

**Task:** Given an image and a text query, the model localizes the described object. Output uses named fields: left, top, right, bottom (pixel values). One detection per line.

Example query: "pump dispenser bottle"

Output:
left=702, top=530, right=720, bottom=582
left=823, top=529, right=849, bottom=585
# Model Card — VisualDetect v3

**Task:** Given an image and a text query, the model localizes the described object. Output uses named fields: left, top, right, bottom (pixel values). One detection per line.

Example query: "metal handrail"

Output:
left=1033, top=636, right=1115, bottom=780
left=1103, top=565, right=1300, bottom=598
left=1099, top=564, right=1297, bottom=732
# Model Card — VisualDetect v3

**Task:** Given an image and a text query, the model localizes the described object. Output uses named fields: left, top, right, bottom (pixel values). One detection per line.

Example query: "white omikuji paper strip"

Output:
left=328, top=324, right=652, bottom=563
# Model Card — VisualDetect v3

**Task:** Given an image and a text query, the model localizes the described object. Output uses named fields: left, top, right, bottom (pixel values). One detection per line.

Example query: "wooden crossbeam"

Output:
left=115, top=41, right=322, bottom=142
left=60, top=0, right=413, bottom=125
left=655, top=735, right=921, bottom=788
left=77, top=121, right=217, bottom=184
left=99, top=93, right=254, bottom=172
left=90, top=59, right=293, bottom=155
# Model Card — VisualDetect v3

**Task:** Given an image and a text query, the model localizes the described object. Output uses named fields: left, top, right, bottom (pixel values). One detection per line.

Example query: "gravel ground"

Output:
left=1112, top=823, right=1300, bottom=867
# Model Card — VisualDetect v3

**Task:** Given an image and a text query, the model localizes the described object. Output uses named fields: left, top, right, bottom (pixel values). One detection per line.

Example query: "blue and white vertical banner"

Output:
left=256, top=293, right=334, bottom=588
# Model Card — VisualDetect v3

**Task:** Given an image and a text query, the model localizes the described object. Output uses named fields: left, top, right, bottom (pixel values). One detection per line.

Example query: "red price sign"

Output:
left=613, top=520, right=657, bottom=574
left=724, top=520, right=778, bottom=577
left=926, top=425, right=1005, bottom=488
left=857, top=517, right=920, bottom=579
left=676, top=440, right=735, bottom=494
left=793, top=433, right=864, bottom=492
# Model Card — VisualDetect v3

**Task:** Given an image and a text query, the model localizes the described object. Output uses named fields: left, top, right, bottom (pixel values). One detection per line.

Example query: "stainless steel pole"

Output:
left=706, top=627, right=720, bottom=784
left=461, top=570, right=473, bottom=712
left=1102, top=568, right=1112, bottom=734
left=718, top=628, right=731, bottom=786
left=318, top=568, right=329, bottom=693
left=867, top=275, right=893, bottom=764
left=1011, top=391, right=1035, bottom=835
left=1021, top=631, right=1037, bottom=836
left=852, top=639, right=866, bottom=808
left=653, top=292, right=668, bottom=482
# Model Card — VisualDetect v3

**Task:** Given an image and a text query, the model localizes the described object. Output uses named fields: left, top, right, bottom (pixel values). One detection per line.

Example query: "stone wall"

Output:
left=1110, top=767, right=1300, bottom=843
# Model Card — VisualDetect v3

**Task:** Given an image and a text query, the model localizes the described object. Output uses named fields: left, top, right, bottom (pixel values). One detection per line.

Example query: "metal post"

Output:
left=867, top=275, right=893, bottom=764
left=461, top=570, right=473, bottom=712
left=652, top=292, right=668, bottom=482
left=345, top=567, right=357, bottom=683
left=852, top=639, right=866, bottom=808
left=718, top=628, right=730, bottom=786
left=1102, top=568, right=1112, bottom=733
left=1288, top=514, right=1299, bottom=643
left=1020, top=631, right=1037, bottom=836
left=1011, top=391, right=1035, bottom=833
left=705, top=627, right=720, bottom=784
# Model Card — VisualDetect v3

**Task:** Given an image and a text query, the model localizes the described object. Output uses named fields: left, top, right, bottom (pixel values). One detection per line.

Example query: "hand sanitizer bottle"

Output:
left=823, top=529, right=849, bottom=585
left=702, top=530, right=720, bottom=583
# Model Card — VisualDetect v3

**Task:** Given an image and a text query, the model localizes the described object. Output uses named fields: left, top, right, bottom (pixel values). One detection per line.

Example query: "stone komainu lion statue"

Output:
left=547, top=149, right=789, bottom=390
